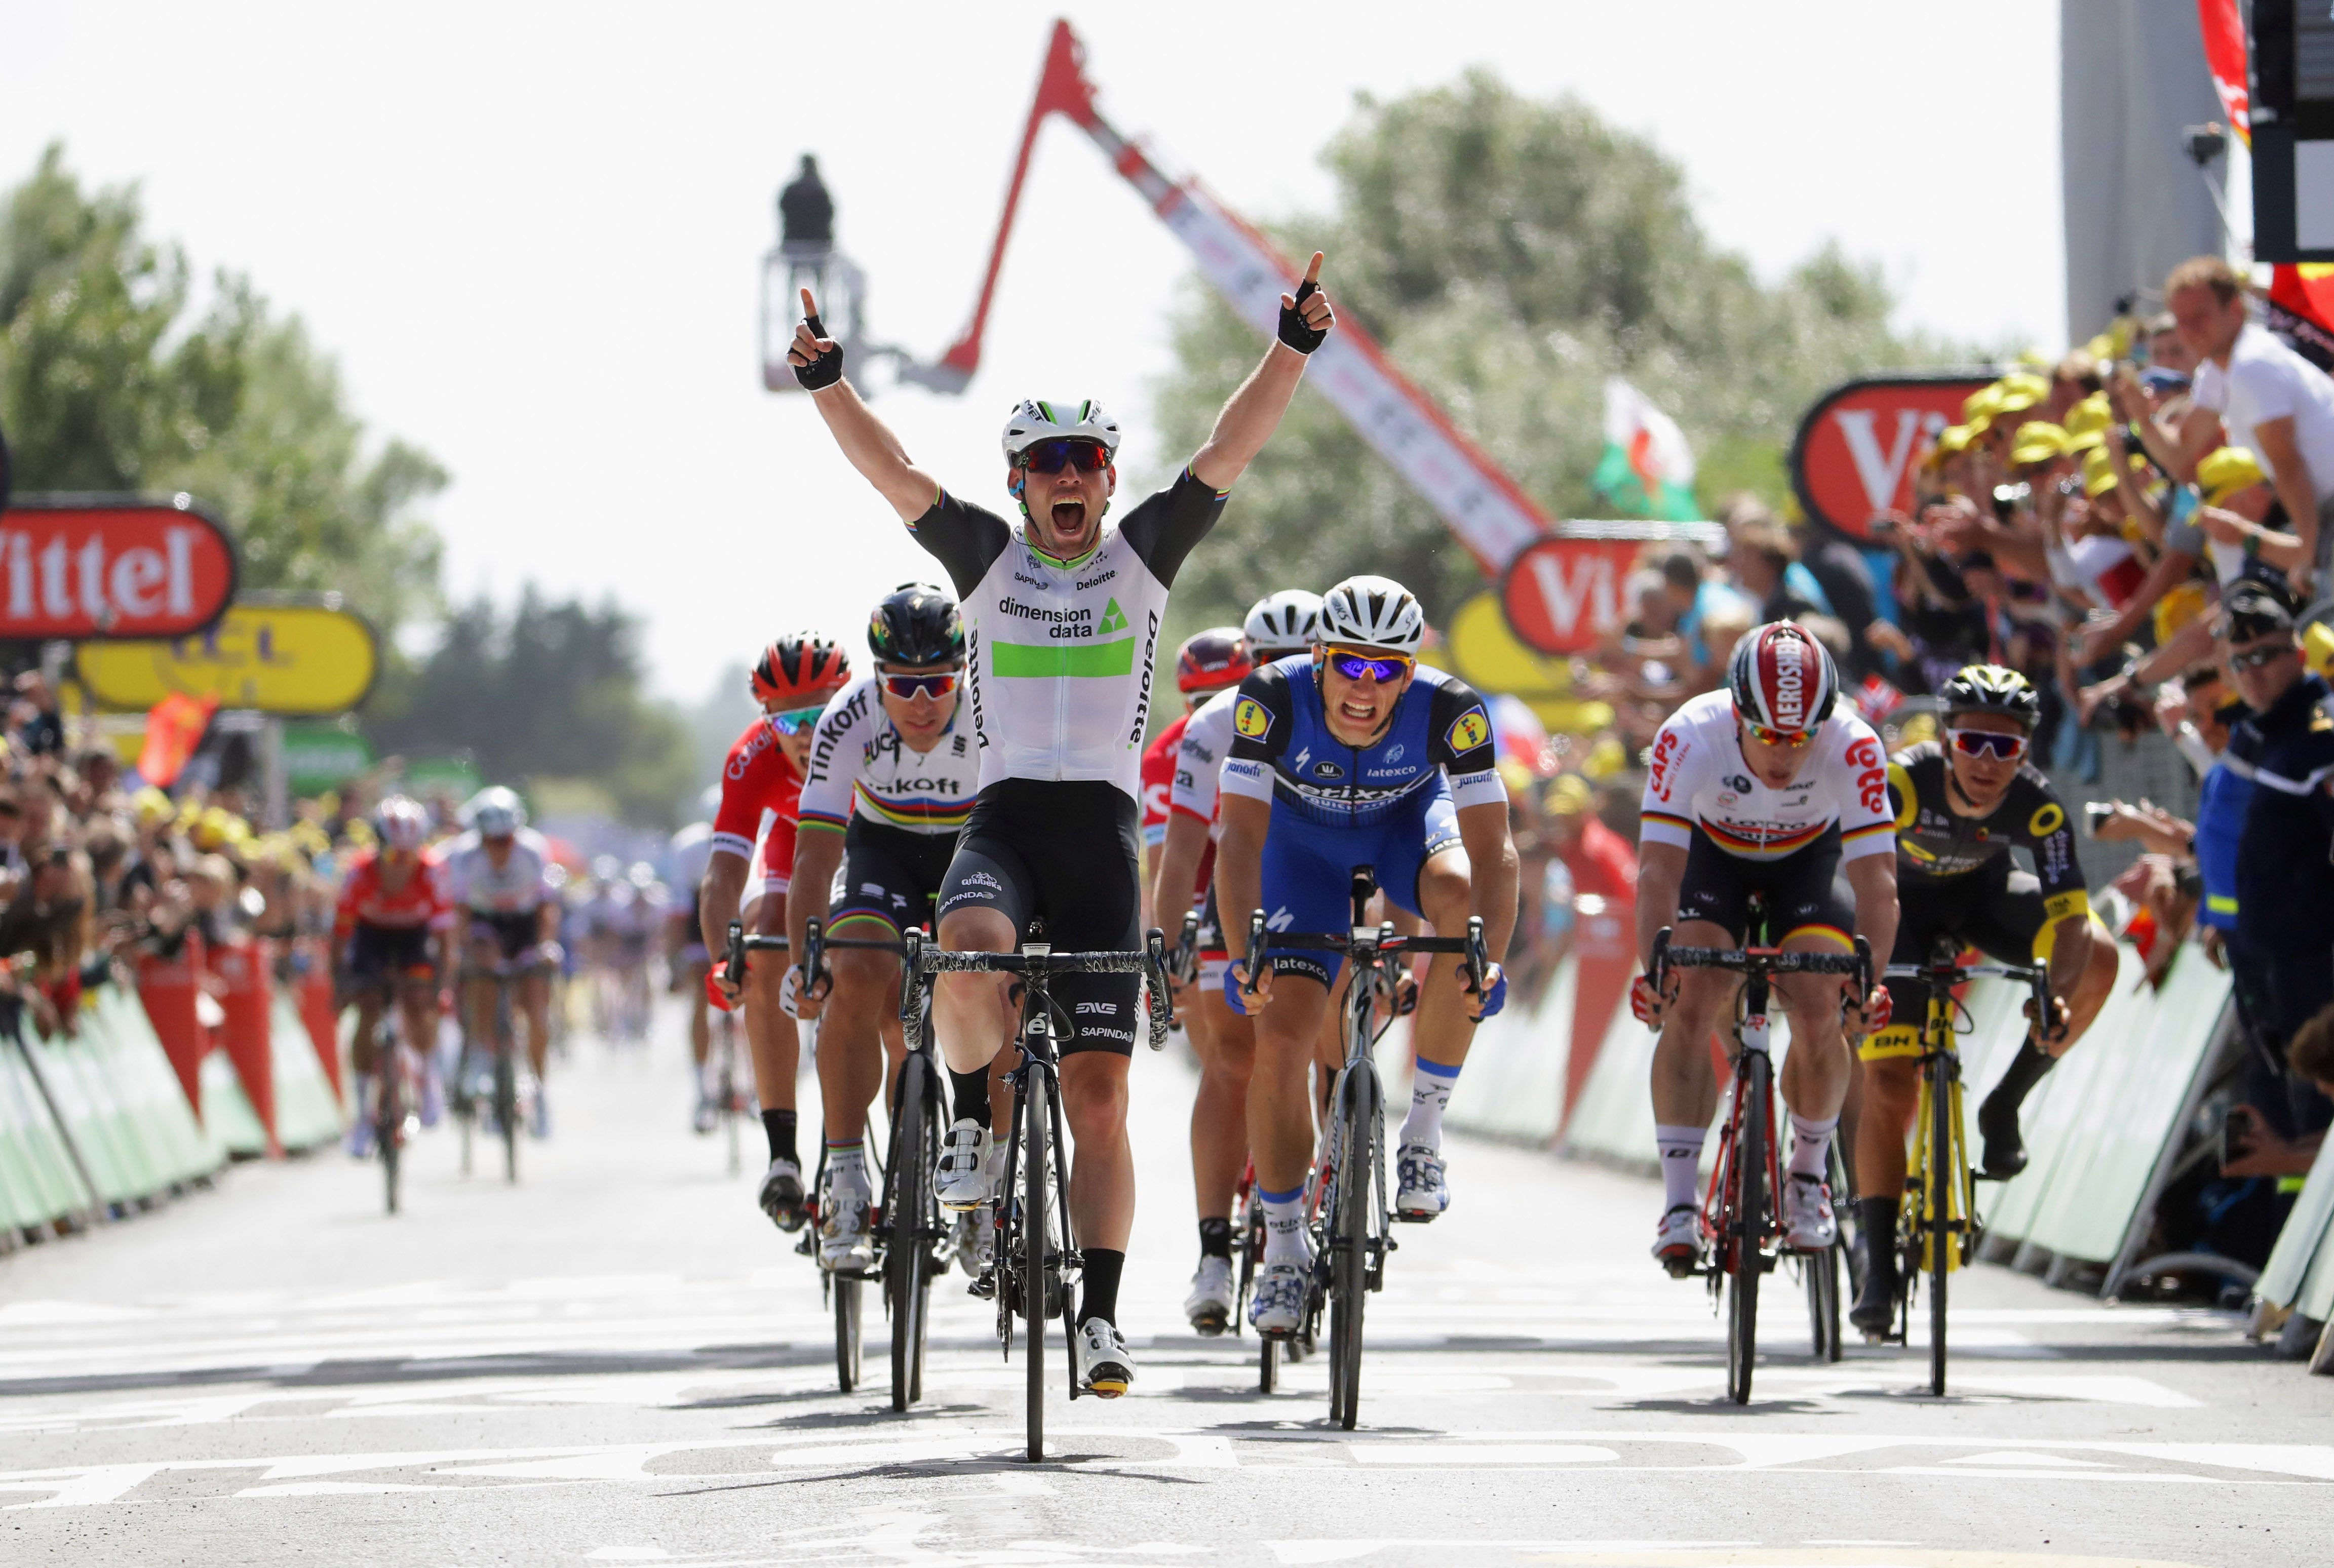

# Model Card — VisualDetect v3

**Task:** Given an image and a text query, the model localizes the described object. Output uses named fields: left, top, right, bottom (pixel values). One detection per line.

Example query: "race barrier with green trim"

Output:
left=2255, top=1133, right=2334, bottom=1366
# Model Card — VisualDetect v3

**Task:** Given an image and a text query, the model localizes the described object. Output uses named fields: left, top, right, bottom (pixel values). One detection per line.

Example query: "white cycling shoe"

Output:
left=1652, top=1203, right=1702, bottom=1277
left=1394, top=1143, right=1450, bottom=1220
left=1248, top=1261, right=1310, bottom=1335
left=1074, top=1317, right=1135, bottom=1397
left=1183, top=1256, right=1236, bottom=1336
left=1782, top=1173, right=1838, bottom=1251
left=936, top=1120, right=994, bottom=1212
left=819, top=1181, right=877, bottom=1276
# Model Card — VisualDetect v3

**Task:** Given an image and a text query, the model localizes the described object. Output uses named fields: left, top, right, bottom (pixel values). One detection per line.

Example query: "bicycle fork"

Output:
left=1703, top=1013, right=1781, bottom=1292
left=1908, top=1040, right=1973, bottom=1274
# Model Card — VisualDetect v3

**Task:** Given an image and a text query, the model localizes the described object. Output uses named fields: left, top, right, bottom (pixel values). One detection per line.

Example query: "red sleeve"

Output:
left=713, top=721, right=779, bottom=854
left=334, top=858, right=369, bottom=940
left=1140, top=722, right=1183, bottom=839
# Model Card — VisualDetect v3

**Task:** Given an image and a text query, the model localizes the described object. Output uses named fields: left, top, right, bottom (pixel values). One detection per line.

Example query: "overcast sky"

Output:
left=2, top=1, right=2066, bottom=701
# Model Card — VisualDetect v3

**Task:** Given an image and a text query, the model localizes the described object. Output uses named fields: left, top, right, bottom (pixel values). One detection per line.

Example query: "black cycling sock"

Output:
left=1081, top=1248, right=1125, bottom=1327
left=1198, top=1217, right=1234, bottom=1260
left=762, top=1109, right=798, bottom=1166
left=1986, top=1038, right=2057, bottom=1116
left=949, top=1067, right=992, bottom=1129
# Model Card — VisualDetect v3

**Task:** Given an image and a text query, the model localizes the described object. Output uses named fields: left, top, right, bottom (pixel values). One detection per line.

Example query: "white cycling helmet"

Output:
left=999, top=398, right=1121, bottom=464
left=1244, top=589, right=1325, bottom=659
left=375, top=795, right=429, bottom=854
left=1319, top=574, right=1426, bottom=655
left=463, top=785, right=526, bottom=839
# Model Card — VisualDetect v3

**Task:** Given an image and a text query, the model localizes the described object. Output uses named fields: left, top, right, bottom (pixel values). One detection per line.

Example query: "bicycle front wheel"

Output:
left=888, top=1055, right=937, bottom=1412
left=1022, top=1061, right=1051, bottom=1463
left=1328, top=1071, right=1377, bottom=1431
left=834, top=1274, right=863, bottom=1392
left=1726, top=1052, right=1769, bottom=1405
left=495, top=1046, right=519, bottom=1185
left=378, top=1054, right=403, bottom=1217
left=1927, top=1056, right=1952, bottom=1396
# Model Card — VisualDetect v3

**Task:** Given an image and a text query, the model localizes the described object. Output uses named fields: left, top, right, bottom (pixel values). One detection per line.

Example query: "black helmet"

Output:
left=868, top=582, right=965, bottom=667
left=1939, top=663, right=2040, bottom=731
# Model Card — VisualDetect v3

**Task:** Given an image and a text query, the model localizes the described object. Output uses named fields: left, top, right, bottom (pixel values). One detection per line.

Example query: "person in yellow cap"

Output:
left=2009, top=420, right=2071, bottom=471
left=2061, top=393, right=2113, bottom=456
left=2073, top=445, right=2288, bottom=670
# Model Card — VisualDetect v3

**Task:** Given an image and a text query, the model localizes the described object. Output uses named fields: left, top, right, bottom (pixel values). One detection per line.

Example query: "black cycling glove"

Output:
left=1277, top=278, right=1326, bottom=355
left=793, top=311, right=844, bottom=390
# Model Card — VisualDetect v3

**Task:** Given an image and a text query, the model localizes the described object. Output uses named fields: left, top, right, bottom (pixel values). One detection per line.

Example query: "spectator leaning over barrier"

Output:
left=2219, top=579, right=2334, bottom=1148
left=2156, top=256, right=2334, bottom=599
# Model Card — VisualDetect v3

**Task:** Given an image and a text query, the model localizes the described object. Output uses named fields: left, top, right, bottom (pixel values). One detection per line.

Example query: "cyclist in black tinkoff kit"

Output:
left=1850, top=663, right=2120, bottom=1338
left=785, top=258, right=1335, bottom=1396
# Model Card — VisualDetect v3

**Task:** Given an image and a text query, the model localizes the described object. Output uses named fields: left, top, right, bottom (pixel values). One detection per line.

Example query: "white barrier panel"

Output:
left=1445, top=956, right=1575, bottom=1145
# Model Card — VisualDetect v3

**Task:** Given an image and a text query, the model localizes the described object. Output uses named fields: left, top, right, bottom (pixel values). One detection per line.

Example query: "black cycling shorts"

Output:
left=346, top=923, right=434, bottom=988
left=936, top=779, right=1142, bottom=1057
left=1675, top=825, right=1855, bottom=948
left=1881, top=859, right=2051, bottom=1025
left=469, top=911, right=539, bottom=965
left=830, top=818, right=956, bottom=939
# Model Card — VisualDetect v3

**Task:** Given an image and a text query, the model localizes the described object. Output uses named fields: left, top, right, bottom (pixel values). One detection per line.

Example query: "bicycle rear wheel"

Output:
left=834, top=1274, right=863, bottom=1392
left=888, top=1054, right=937, bottom=1412
left=1242, top=1199, right=1278, bottom=1393
left=1927, top=1056, right=1952, bottom=1396
left=494, top=1044, right=519, bottom=1185
left=1022, top=1059, right=1050, bottom=1463
left=1327, top=1070, right=1377, bottom=1431
left=378, top=1048, right=403, bottom=1217
left=1803, top=1240, right=1839, bottom=1362
left=1726, top=1053, right=1768, bottom=1405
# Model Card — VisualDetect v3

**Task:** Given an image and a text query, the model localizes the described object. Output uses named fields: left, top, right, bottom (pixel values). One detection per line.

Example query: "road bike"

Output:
left=1244, top=866, right=1486, bottom=1431
left=1648, top=900, right=1870, bottom=1405
left=1882, top=938, right=2054, bottom=1396
left=731, top=918, right=949, bottom=1410
left=903, top=924, right=1172, bottom=1462
left=453, top=958, right=534, bottom=1185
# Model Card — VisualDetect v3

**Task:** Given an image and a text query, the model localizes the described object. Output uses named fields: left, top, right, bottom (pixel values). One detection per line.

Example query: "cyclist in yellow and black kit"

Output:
left=1850, top=664, right=2121, bottom=1338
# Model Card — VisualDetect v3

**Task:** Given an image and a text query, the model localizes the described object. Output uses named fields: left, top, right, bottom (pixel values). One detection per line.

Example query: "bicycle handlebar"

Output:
left=1166, top=910, right=1201, bottom=986
left=1883, top=955, right=2060, bottom=1037
left=900, top=927, right=1176, bottom=1051
left=1649, top=926, right=1875, bottom=1000
left=1241, top=907, right=1490, bottom=998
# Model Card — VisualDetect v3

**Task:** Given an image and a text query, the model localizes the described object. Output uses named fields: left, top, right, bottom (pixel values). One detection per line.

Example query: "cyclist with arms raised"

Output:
left=1635, top=623, right=1898, bottom=1275
left=1159, top=590, right=1322, bottom=1332
left=1851, top=664, right=2117, bottom=1336
left=704, top=635, right=852, bottom=1230
left=787, top=255, right=1335, bottom=1395
left=785, top=584, right=983, bottom=1274
left=1215, top=575, right=1521, bottom=1335
left=442, top=787, right=563, bottom=1138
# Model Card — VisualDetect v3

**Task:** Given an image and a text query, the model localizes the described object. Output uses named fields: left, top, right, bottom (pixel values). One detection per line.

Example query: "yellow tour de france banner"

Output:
left=76, top=598, right=378, bottom=717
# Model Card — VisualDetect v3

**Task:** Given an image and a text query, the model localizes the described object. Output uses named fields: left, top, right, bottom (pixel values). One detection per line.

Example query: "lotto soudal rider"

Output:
left=788, top=258, right=1336, bottom=1397
left=1214, top=575, right=1522, bottom=1337
left=1633, top=622, right=1899, bottom=1280
left=1848, top=662, right=2117, bottom=1341
left=702, top=634, right=852, bottom=1234
left=784, top=583, right=984, bottom=1277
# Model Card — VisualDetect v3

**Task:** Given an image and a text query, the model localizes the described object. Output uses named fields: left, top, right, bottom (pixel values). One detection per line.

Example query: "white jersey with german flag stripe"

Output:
left=1638, top=688, right=1894, bottom=863
left=797, top=676, right=977, bottom=837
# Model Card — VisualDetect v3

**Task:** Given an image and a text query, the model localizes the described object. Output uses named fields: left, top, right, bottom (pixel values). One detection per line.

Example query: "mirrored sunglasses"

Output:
left=1325, top=648, right=1414, bottom=683
left=768, top=704, right=828, bottom=735
left=1947, top=727, right=2029, bottom=761
left=1743, top=721, right=1813, bottom=749
left=880, top=670, right=962, bottom=699
left=1020, top=438, right=1111, bottom=475
left=2229, top=642, right=2294, bottom=671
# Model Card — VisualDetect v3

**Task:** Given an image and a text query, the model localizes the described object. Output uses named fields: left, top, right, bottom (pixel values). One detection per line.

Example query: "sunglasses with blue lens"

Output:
left=768, top=704, right=828, bottom=735
left=1019, top=438, right=1111, bottom=476
left=1324, top=648, right=1415, bottom=684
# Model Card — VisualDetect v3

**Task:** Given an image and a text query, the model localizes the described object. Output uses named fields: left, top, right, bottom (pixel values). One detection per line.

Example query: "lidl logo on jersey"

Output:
left=1446, top=706, right=1491, bottom=754
left=1233, top=697, right=1273, bottom=740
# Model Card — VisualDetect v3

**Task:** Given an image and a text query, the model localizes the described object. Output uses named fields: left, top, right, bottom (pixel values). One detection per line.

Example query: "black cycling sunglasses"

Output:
left=1019, top=438, right=1111, bottom=475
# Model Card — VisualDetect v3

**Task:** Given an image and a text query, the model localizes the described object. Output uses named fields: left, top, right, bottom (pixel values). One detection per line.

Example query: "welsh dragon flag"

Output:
left=1592, top=377, right=1700, bottom=521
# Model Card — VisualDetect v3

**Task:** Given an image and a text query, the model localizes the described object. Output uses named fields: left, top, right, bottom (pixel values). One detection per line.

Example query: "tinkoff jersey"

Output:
left=797, top=676, right=976, bottom=836
left=907, top=469, right=1228, bottom=803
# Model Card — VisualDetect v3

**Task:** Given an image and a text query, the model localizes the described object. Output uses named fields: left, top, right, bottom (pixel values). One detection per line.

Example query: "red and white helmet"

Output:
left=1727, top=621, right=1838, bottom=735
left=376, top=795, right=430, bottom=853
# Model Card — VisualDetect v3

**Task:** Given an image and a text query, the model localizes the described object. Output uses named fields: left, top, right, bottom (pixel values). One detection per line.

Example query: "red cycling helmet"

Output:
left=1727, top=621, right=1838, bottom=736
left=1175, top=626, right=1253, bottom=696
left=751, top=635, right=851, bottom=710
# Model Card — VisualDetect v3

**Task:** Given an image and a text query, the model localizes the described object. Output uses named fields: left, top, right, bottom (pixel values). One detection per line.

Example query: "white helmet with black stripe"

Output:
left=999, top=398, right=1121, bottom=463
left=1319, top=574, right=1425, bottom=655
left=1243, top=589, right=1324, bottom=658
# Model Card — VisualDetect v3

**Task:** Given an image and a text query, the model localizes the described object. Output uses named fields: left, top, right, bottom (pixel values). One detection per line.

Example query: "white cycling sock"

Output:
left=827, top=1140, right=868, bottom=1193
left=1398, top=1057, right=1461, bottom=1149
left=1259, top=1183, right=1309, bottom=1267
left=1787, top=1112, right=1838, bottom=1180
left=1655, top=1123, right=1706, bottom=1212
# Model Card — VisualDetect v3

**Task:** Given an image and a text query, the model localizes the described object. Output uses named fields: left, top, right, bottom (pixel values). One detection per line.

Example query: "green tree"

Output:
left=1155, top=74, right=1954, bottom=628
left=0, top=145, right=442, bottom=635
left=368, top=589, right=694, bottom=828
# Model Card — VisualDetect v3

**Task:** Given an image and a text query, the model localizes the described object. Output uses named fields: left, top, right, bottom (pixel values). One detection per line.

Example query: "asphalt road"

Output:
left=0, top=1008, right=2327, bottom=1567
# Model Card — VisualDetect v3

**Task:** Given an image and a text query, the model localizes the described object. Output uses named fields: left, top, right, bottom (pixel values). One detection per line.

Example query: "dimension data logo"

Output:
left=999, top=598, right=1091, bottom=625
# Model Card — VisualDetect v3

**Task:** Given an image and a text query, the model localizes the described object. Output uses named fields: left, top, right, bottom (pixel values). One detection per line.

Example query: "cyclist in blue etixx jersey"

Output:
left=1215, top=575, right=1521, bottom=1335
left=1634, top=622, right=1898, bottom=1276
left=786, top=257, right=1335, bottom=1395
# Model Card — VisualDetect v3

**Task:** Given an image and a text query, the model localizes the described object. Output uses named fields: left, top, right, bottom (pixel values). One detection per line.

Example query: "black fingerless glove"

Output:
left=794, top=312, right=844, bottom=390
left=1277, top=279, right=1326, bottom=355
